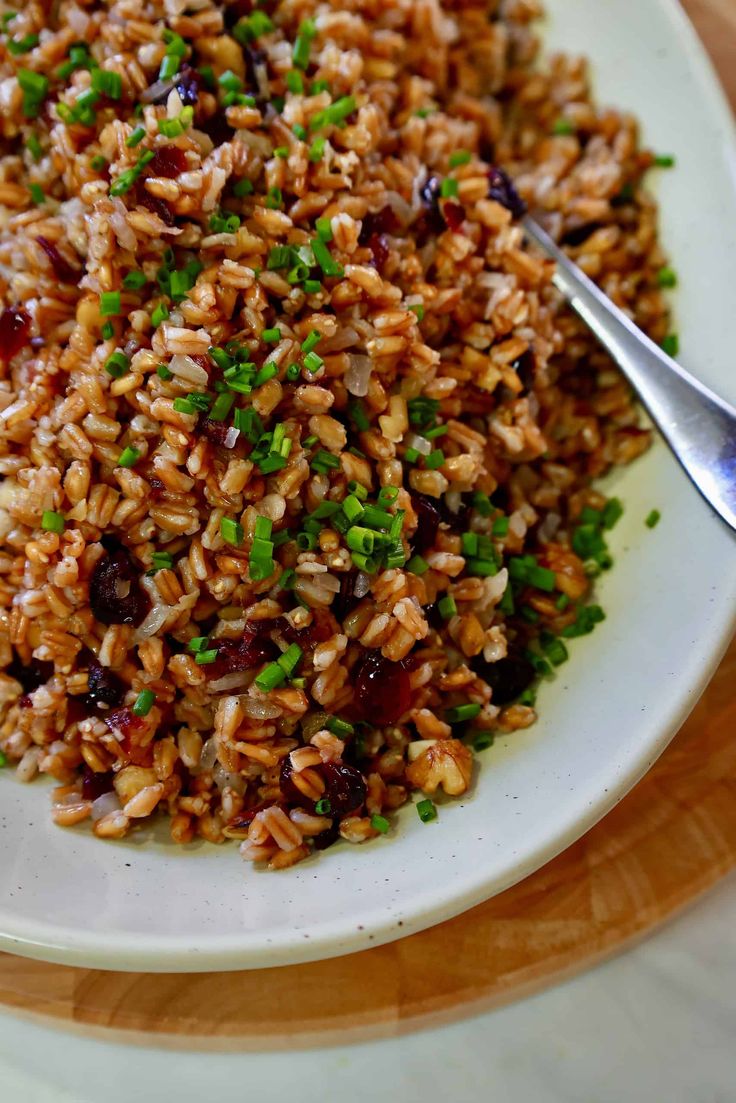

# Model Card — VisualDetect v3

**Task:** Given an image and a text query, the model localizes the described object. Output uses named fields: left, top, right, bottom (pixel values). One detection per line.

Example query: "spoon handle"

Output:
left=523, top=215, right=736, bottom=533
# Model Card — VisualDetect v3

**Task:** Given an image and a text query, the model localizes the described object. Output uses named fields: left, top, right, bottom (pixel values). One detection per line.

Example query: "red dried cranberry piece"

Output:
left=321, top=761, right=367, bottom=817
left=86, top=657, right=124, bottom=707
left=0, top=306, right=31, bottom=363
left=366, top=232, right=390, bottom=270
left=81, top=767, right=114, bottom=801
left=410, top=494, right=441, bottom=554
left=200, top=113, right=234, bottom=146
left=19, top=694, right=33, bottom=708
left=312, top=822, right=340, bottom=850
left=89, top=548, right=149, bottom=627
left=359, top=205, right=400, bottom=242
left=36, top=237, right=80, bottom=283
left=279, top=754, right=304, bottom=804
left=136, top=184, right=175, bottom=226
left=512, top=348, right=536, bottom=390
left=104, top=707, right=151, bottom=763
left=200, top=417, right=231, bottom=446
left=175, top=64, right=201, bottom=107
left=280, top=610, right=333, bottom=648
left=354, top=653, right=412, bottom=725
left=487, top=167, right=526, bottom=219
left=7, top=654, right=52, bottom=693
left=560, top=221, right=603, bottom=248
left=149, top=145, right=189, bottom=179
left=332, top=571, right=360, bottom=622
left=443, top=202, right=466, bottom=233
left=471, top=651, right=535, bottom=705
left=417, top=175, right=444, bottom=234
left=204, top=622, right=279, bottom=679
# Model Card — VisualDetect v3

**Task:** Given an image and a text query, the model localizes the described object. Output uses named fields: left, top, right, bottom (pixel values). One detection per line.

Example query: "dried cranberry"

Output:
left=279, top=754, right=304, bottom=804
left=204, top=622, right=279, bottom=679
left=312, top=822, right=340, bottom=850
left=512, top=348, right=536, bottom=390
left=443, top=201, right=466, bottom=233
left=19, top=694, right=33, bottom=709
left=332, top=571, right=360, bottom=622
left=6, top=654, right=52, bottom=693
left=472, top=651, right=535, bottom=705
left=0, top=306, right=31, bottom=364
left=411, top=494, right=441, bottom=554
left=243, top=45, right=267, bottom=90
left=281, top=610, right=334, bottom=649
left=89, top=548, right=149, bottom=627
left=560, top=221, right=603, bottom=248
left=199, top=113, right=234, bottom=147
left=136, top=183, right=175, bottom=226
left=487, top=166, right=526, bottom=219
left=81, top=767, right=114, bottom=801
left=149, top=145, right=189, bottom=179
left=359, top=205, right=400, bottom=242
left=35, top=236, right=80, bottom=283
left=322, top=761, right=368, bottom=817
left=366, top=232, right=390, bottom=270
left=175, top=64, right=201, bottom=107
left=354, top=653, right=412, bottom=725
left=423, top=602, right=444, bottom=631
left=86, top=657, right=124, bottom=707
left=418, top=175, right=444, bottom=234
left=200, top=417, right=231, bottom=446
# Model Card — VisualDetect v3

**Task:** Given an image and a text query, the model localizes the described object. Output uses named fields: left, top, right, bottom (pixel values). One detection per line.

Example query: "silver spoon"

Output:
left=523, top=215, right=736, bottom=534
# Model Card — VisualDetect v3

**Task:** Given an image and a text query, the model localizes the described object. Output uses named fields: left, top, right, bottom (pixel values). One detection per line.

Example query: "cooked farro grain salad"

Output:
left=0, top=0, right=673, bottom=869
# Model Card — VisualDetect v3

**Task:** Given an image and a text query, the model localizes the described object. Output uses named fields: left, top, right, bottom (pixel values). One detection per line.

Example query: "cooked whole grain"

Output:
left=0, top=0, right=669, bottom=869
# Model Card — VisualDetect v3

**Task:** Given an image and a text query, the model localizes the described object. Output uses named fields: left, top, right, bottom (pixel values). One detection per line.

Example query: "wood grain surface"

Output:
left=0, top=0, right=734, bottom=1051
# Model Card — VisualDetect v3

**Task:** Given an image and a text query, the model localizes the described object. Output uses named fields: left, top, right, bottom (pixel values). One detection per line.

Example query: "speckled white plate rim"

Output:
left=2, top=0, right=736, bottom=972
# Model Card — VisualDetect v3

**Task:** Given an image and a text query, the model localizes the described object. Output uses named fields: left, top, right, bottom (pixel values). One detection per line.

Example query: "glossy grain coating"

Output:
left=524, top=215, right=736, bottom=534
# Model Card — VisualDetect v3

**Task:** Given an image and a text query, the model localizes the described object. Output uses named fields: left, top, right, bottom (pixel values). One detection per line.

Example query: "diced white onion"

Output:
left=207, top=672, right=252, bottom=694
left=169, top=354, right=208, bottom=386
left=91, top=792, right=120, bottom=822
left=200, top=738, right=218, bottom=770
left=345, top=353, right=372, bottom=396
left=405, top=432, right=431, bottom=456
left=241, top=697, right=282, bottom=720
left=223, top=426, right=240, bottom=449
left=354, top=571, right=371, bottom=599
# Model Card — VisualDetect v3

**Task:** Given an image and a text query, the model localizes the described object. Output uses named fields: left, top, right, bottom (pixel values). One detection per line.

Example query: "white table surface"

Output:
left=1, top=871, right=734, bottom=1103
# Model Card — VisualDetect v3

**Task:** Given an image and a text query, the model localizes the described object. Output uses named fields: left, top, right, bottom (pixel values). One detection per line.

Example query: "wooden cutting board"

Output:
left=1, top=0, right=734, bottom=1050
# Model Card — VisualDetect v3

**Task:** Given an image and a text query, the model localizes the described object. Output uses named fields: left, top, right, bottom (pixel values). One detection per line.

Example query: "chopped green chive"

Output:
left=7, top=33, right=39, bottom=55
left=292, top=18, right=316, bottom=70
left=132, top=688, right=156, bottom=717
left=18, top=68, right=48, bottom=119
left=118, top=446, right=141, bottom=468
left=125, top=125, right=146, bottom=148
left=265, top=186, right=282, bottom=209
left=311, top=448, right=340, bottom=473
left=150, top=552, right=174, bottom=573
left=308, top=136, right=326, bottom=162
left=26, top=133, right=42, bottom=161
left=492, top=516, right=509, bottom=538
left=303, top=350, right=323, bottom=373
left=187, top=636, right=209, bottom=653
left=105, top=350, right=129, bottom=378
left=151, top=302, right=169, bottom=327
left=552, top=118, right=575, bottom=135
left=156, top=364, right=173, bottom=381
left=262, top=327, right=281, bottom=343
left=233, top=177, right=254, bottom=197
left=449, top=150, right=471, bottom=168
left=195, top=649, right=219, bottom=665
left=445, top=702, right=482, bottom=724
left=255, top=661, right=287, bottom=692
left=425, top=449, right=445, bottom=470
left=438, top=594, right=457, bottom=620
left=406, top=554, right=429, bottom=575
left=555, top=593, right=570, bottom=612
left=285, top=69, right=304, bottom=95
left=408, top=303, right=424, bottom=321
left=645, top=509, right=661, bottom=529
left=416, top=798, right=437, bottom=823
left=123, top=270, right=147, bottom=290
left=370, top=813, right=390, bottom=835
left=314, top=798, right=332, bottom=815
left=662, top=334, right=679, bottom=357
left=221, top=517, right=244, bottom=547
left=560, top=604, right=606, bottom=639
left=654, top=153, right=676, bottom=168
left=103, top=322, right=114, bottom=341
left=28, top=182, right=44, bottom=205
left=91, top=68, right=122, bottom=100
left=657, top=266, right=677, bottom=288
left=40, top=510, right=64, bottom=534
left=99, top=290, right=121, bottom=317
left=440, top=178, right=458, bottom=198
left=301, top=330, right=321, bottom=355
left=315, top=216, right=332, bottom=241
left=472, top=731, right=495, bottom=752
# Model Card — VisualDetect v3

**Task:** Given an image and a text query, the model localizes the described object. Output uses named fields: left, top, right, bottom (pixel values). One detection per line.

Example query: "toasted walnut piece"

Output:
left=405, top=738, right=473, bottom=796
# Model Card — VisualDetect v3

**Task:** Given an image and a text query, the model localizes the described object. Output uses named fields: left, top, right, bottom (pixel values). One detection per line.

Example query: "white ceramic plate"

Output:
left=2, top=0, right=736, bottom=973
